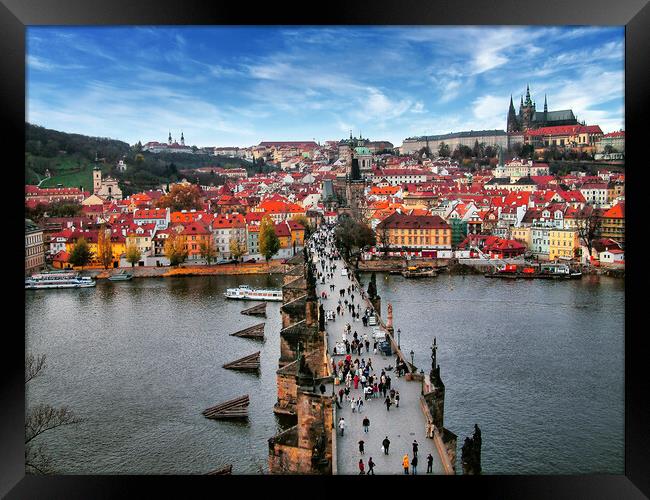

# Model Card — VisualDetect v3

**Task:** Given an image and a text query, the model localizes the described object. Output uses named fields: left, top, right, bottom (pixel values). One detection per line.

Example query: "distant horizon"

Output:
left=27, top=26, right=624, bottom=148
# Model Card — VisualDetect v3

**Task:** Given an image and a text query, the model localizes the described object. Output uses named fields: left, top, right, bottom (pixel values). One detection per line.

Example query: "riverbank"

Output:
left=358, top=258, right=624, bottom=278
left=89, top=261, right=288, bottom=279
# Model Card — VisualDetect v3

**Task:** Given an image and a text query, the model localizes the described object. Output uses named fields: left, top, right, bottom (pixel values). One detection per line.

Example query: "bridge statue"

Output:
left=386, top=303, right=393, bottom=329
left=431, top=337, right=438, bottom=371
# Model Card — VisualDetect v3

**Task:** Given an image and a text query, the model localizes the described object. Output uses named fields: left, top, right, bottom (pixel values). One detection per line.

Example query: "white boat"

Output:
left=224, top=284, right=283, bottom=301
left=108, top=270, right=133, bottom=281
left=25, top=271, right=96, bottom=289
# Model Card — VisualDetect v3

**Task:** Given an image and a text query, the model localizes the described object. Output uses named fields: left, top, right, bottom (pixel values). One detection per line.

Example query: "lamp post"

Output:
left=397, top=328, right=401, bottom=349
left=410, top=349, right=414, bottom=369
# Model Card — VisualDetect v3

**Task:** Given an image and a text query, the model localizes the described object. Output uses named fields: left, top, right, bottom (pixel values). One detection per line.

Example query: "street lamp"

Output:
left=410, top=349, right=414, bottom=369
left=397, top=328, right=401, bottom=349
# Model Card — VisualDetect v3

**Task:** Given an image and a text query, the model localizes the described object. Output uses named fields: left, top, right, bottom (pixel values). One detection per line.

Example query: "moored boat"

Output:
left=224, top=284, right=283, bottom=301
left=25, top=271, right=96, bottom=289
left=108, top=270, right=133, bottom=281
left=401, top=266, right=437, bottom=278
left=484, top=263, right=582, bottom=280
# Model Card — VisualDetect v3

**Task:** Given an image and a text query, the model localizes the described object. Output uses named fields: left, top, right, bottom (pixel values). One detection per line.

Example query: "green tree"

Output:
left=199, top=237, right=217, bottom=264
left=259, top=216, right=280, bottom=263
left=438, top=142, right=451, bottom=158
left=125, top=243, right=142, bottom=267
left=68, top=237, right=92, bottom=270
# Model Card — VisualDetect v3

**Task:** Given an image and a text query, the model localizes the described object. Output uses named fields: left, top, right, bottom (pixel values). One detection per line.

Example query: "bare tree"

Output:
left=25, top=353, right=46, bottom=384
left=575, top=206, right=601, bottom=261
left=25, top=353, right=82, bottom=474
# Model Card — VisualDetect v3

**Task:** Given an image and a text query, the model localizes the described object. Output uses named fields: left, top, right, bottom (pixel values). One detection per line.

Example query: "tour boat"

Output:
left=401, top=266, right=437, bottom=278
left=25, top=271, right=96, bottom=289
left=224, top=284, right=283, bottom=301
left=108, top=270, right=133, bottom=281
left=484, top=263, right=582, bottom=280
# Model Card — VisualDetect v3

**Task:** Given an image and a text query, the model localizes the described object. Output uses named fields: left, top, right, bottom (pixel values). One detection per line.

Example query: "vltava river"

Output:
left=25, top=275, right=285, bottom=474
left=25, top=273, right=624, bottom=474
left=362, top=272, right=624, bottom=474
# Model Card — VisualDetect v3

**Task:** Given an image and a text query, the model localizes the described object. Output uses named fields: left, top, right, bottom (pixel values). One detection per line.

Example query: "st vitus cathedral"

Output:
left=507, top=85, right=580, bottom=133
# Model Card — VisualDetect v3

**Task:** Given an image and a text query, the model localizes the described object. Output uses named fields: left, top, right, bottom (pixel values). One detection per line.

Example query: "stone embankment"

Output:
left=91, top=262, right=287, bottom=279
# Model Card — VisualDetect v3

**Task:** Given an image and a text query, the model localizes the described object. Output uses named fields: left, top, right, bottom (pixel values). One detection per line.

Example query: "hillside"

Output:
left=26, top=123, right=131, bottom=191
left=25, top=123, right=279, bottom=194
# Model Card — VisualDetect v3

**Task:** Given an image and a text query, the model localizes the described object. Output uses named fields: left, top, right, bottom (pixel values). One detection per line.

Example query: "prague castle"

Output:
left=507, top=85, right=579, bottom=133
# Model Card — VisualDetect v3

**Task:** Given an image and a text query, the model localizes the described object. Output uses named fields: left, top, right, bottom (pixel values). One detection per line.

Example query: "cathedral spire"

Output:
left=544, top=94, right=548, bottom=112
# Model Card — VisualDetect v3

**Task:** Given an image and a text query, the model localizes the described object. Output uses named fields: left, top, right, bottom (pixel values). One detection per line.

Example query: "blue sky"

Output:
left=27, top=26, right=624, bottom=148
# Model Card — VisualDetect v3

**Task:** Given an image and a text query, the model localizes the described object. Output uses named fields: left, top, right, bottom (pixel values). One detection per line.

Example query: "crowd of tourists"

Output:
left=307, top=225, right=435, bottom=475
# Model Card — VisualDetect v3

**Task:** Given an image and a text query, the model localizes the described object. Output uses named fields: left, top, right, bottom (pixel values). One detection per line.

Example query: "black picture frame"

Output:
left=4, top=0, right=648, bottom=497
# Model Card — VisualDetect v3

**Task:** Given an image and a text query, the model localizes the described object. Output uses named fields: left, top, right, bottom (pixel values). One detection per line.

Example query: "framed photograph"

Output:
left=4, top=0, right=648, bottom=497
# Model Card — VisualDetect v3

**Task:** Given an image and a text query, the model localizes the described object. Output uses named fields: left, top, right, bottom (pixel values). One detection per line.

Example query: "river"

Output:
left=25, top=272, right=624, bottom=474
left=25, top=274, right=285, bottom=474
left=361, top=271, right=624, bottom=474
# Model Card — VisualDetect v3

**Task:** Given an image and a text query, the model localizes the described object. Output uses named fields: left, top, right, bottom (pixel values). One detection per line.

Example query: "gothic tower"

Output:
left=180, top=131, right=185, bottom=146
left=168, top=131, right=172, bottom=145
left=507, top=95, right=519, bottom=133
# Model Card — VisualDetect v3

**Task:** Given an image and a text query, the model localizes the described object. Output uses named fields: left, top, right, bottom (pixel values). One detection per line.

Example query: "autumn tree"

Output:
left=164, top=231, right=188, bottom=267
left=259, top=216, right=280, bottom=263
left=96, top=226, right=114, bottom=269
left=68, top=237, right=92, bottom=270
left=291, top=214, right=313, bottom=239
left=229, top=237, right=246, bottom=263
left=155, top=183, right=203, bottom=211
left=25, top=353, right=82, bottom=474
left=125, top=243, right=142, bottom=267
left=199, top=237, right=217, bottom=264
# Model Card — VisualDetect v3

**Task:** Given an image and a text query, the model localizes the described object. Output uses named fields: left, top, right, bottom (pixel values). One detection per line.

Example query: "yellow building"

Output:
left=549, top=229, right=579, bottom=261
left=599, top=203, right=625, bottom=246
left=511, top=226, right=531, bottom=248
left=376, top=212, right=452, bottom=250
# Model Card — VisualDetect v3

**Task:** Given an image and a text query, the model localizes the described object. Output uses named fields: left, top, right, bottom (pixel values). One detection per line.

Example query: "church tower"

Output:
left=180, top=131, right=185, bottom=146
left=93, top=165, right=102, bottom=195
left=507, top=95, right=519, bottom=133
left=168, top=131, right=172, bottom=145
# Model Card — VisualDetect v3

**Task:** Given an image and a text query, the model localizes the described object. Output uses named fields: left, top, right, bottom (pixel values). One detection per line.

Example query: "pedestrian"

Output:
left=362, top=416, right=370, bottom=433
left=353, top=374, right=359, bottom=390
left=319, top=383, right=326, bottom=394
left=385, top=395, right=391, bottom=411
left=426, top=453, right=433, bottom=474
left=412, top=440, right=419, bottom=457
left=402, top=454, right=410, bottom=474
left=351, top=396, right=356, bottom=413
left=411, top=455, right=418, bottom=475
left=358, top=440, right=365, bottom=455
left=357, top=398, right=363, bottom=413
left=338, top=388, right=344, bottom=404
left=395, top=391, right=400, bottom=408
left=358, top=459, right=365, bottom=475
left=338, top=417, right=346, bottom=436
left=382, top=436, right=390, bottom=455
left=367, top=457, right=375, bottom=475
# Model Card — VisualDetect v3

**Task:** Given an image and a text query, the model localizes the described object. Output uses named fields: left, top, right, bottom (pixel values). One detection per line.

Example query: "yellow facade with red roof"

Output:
left=599, top=203, right=625, bottom=246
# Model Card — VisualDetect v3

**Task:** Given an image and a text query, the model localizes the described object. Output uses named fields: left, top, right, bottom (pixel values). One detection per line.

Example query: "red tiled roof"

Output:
left=376, top=212, right=449, bottom=230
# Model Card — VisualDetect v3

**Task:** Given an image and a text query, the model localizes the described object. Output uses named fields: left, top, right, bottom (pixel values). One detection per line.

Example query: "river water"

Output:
left=25, top=275, right=285, bottom=474
left=25, top=273, right=624, bottom=474
left=361, top=272, right=624, bottom=474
